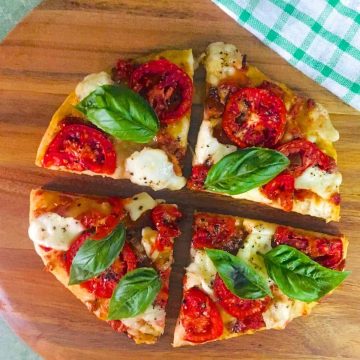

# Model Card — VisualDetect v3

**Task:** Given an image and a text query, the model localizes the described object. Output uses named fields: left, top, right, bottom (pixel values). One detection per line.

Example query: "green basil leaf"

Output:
left=69, top=223, right=126, bottom=285
left=262, top=245, right=350, bottom=302
left=108, top=267, right=161, bottom=319
left=206, top=248, right=272, bottom=299
left=204, top=148, right=289, bottom=195
left=76, top=84, right=159, bottom=143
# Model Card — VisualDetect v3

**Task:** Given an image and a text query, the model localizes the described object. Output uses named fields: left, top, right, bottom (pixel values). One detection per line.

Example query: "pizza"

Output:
left=36, top=49, right=194, bottom=191
left=188, top=42, right=342, bottom=222
left=28, top=188, right=182, bottom=344
left=173, top=211, right=348, bottom=347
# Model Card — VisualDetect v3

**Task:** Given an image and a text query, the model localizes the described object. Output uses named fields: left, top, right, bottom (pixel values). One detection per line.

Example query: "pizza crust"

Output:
left=36, top=49, right=194, bottom=184
left=173, top=213, right=347, bottom=347
left=192, top=42, right=341, bottom=222
left=29, top=189, right=177, bottom=344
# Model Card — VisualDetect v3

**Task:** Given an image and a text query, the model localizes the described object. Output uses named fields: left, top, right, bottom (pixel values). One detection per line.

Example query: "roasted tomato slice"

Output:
left=151, top=204, right=182, bottom=237
left=214, top=274, right=270, bottom=325
left=131, top=59, right=193, bottom=124
left=277, top=139, right=336, bottom=177
left=77, top=198, right=126, bottom=239
left=192, top=213, right=242, bottom=252
left=63, top=232, right=137, bottom=298
left=206, top=82, right=240, bottom=119
left=222, top=88, right=286, bottom=148
left=262, top=172, right=295, bottom=212
left=187, top=164, right=210, bottom=191
left=273, top=226, right=344, bottom=270
left=43, top=124, right=116, bottom=174
left=151, top=204, right=182, bottom=252
left=63, top=231, right=93, bottom=274
left=81, top=243, right=137, bottom=298
left=180, top=287, right=223, bottom=343
left=112, top=59, right=134, bottom=85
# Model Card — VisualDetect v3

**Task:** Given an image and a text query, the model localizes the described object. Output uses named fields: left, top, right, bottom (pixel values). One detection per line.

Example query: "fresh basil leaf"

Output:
left=69, top=223, right=126, bottom=285
left=206, top=248, right=272, bottom=299
left=76, top=84, right=159, bottom=143
left=262, top=245, right=350, bottom=302
left=108, top=267, right=161, bottom=319
left=204, top=148, right=289, bottom=195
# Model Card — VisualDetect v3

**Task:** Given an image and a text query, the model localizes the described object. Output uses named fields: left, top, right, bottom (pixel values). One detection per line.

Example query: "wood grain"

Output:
left=0, top=1, right=359, bottom=359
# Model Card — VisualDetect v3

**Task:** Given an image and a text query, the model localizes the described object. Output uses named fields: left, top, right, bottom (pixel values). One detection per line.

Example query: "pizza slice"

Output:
left=173, top=211, right=349, bottom=347
left=28, top=189, right=183, bottom=344
left=188, top=42, right=341, bottom=221
left=36, top=49, right=194, bottom=191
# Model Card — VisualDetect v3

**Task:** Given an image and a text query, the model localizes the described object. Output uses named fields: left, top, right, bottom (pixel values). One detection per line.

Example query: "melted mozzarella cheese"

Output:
left=237, top=221, right=276, bottom=277
left=293, top=197, right=336, bottom=221
left=295, top=166, right=342, bottom=199
left=194, top=120, right=236, bottom=165
left=203, top=42, right=243, bottom=86
left=121, top=304, right=165, bottom=337
left=75, top=71, right=114, bottom=100
left=185, top=250, right=217, bottom=297
left=141, top=227, right=159, bottom=262
left=263, top=291, right=312, bottom=330
left=126, top=148, right=186, bottom=191
left=28, top=213, right=84, bottom=251
left=124, top=192, right=157, bottom=221
left=308, top=103, right=339, bottom=143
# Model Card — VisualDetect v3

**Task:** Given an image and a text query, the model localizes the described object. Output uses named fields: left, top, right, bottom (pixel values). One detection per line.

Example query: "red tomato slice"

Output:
left=213, top=274, right=270, bottom=323
left=187, top=164, right=210, bottom=191
left=274, top=226, right=344, bottom=270
left=112, top=59, right=134, bottom=85
left=43, top=124, right=116, bottom=174
left=222, top=88, right=286, bottom=148
left=262, top=172, right=295, bottom=212
left=192, top=213, right=240, bottom=251
left=180, top=287, right=223, bottom=343
left=277, top=139, right=336, bottom=177
left=63, top=231, right=93, bottom=274
left=81, top=243, right=137, bottom=298
left=131, top=59, right=193, bottom=124
left=63, top=231, right=137, bottom=298
left=151, top=204, right=182, bottom=252
left=151, top=204, right=182, bottom=238
left=77, top=198, right=126, bottom=240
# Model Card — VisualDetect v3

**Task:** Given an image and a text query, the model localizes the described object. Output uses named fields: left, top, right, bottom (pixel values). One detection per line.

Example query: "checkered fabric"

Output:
left=212, top=0, right=360, bottom=111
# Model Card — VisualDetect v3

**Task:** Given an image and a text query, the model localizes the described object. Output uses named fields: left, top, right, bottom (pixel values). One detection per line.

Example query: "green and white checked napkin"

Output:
left=212, top=0, right=360, bottom=110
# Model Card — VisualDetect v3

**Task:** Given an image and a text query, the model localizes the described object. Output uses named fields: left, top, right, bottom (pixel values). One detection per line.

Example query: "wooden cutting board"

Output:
left=0, top=1, right=359, bottom=359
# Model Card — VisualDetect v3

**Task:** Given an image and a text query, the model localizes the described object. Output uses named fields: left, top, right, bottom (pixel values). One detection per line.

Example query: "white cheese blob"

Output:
left=126, top=148, right=186, bottom=191
left=124, top=192, right=158, bottom=221
left=185, top=250, right=217, bottom=297
left=75, top=71, right=114, bottom=100
left=28, top=213, right=84, bottom=251
left=141, top=227, right=159, bottom=263
left=293, top=197, right=335, bottom=221
left=263, top=291, right=312, bottom=329
left=204, top=42, right=243, bottom=86
left=295, top=166, right=342, bottom=199
left=194, top=120, right=236, bottom=165
left=237, top=221, right=276, bottom=278
left=121, top=304, right=165, bottom=337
